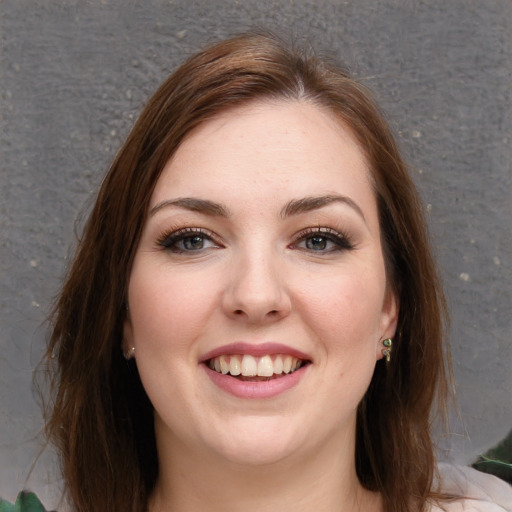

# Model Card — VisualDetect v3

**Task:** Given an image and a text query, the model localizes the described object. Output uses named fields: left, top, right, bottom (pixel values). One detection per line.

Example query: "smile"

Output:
left=201, top=343, right=311, bottom=399
left=207, top=354, right=305, bottom=380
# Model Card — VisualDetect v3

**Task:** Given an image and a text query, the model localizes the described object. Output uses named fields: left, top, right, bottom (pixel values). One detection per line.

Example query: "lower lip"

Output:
left=202, top=364, right=308, bottom=399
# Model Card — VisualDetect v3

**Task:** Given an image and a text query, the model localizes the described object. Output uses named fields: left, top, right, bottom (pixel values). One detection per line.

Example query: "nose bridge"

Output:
left=224, top=239, right=290, bottom=322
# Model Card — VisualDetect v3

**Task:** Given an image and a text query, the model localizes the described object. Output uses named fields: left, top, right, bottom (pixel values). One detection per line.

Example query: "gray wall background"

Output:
left=1, top=0, right=511, bottom=507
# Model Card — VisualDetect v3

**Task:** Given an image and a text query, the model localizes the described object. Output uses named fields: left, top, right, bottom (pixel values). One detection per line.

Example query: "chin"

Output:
left=205, top=418, right=304, bottom=467
left=217, top=441, right=296, bottom=467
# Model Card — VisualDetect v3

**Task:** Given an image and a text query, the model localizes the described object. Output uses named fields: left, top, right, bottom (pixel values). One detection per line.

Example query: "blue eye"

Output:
left=304, top=235, right=331, bottom=251
left=181, top=235, right=208, bottom=251
left=157, top=228, right=220, bottom=253
left=294, top=228, right=354, bottom=253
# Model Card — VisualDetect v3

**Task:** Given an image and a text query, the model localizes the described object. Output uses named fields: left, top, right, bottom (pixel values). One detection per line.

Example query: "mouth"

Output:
left=207, top=354, right=309, bottom=381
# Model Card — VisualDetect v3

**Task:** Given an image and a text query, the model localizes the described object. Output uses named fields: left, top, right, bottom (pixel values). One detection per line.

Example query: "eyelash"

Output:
left=156, top=227, right=221, bottom=254
left=156, top=226, right=354, bottom=255
left=291, top=227, right=355, bottom=253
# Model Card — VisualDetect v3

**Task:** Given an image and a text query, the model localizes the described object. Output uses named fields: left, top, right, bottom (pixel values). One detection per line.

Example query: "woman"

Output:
left=44, top=32, right=511, bottom=511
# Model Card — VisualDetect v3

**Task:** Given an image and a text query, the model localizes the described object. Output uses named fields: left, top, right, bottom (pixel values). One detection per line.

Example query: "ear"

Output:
left=122, top=307, right=135, bottom=359
left=376, top=287, right=399, bottom=360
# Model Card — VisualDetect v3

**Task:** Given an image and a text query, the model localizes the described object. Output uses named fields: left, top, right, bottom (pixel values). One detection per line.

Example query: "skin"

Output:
left=124, top=99, right=398, bottom=512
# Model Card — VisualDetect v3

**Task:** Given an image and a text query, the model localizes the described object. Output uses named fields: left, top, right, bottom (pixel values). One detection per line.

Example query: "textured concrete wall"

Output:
left=1, top=0, right=511, bottom=507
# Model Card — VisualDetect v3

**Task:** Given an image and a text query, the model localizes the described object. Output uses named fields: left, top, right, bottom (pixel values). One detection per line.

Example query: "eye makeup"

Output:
left=155, top=223, right=355, bottom=257
left=290, top=226, right=355, bottom=253
left=156, top=227, right=222, bottom=254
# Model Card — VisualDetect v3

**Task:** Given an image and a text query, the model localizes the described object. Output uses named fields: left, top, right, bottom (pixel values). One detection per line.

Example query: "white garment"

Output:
left=430, top=464, right=512, bottom=511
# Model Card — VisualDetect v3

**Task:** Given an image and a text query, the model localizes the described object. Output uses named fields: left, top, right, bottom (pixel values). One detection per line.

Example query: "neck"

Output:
left=149, top=426, right=382, bottom=512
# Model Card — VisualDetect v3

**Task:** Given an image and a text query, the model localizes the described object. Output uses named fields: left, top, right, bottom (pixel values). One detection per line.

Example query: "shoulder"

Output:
left=429, top=463, right=512, bottom=512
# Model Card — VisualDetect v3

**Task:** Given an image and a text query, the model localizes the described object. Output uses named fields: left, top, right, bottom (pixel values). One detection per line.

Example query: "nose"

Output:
left=222, top=251, right=291, bottom=324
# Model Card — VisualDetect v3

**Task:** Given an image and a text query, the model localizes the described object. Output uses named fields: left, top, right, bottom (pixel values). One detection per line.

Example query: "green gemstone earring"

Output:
left=382, top=338, right=392, bottom=363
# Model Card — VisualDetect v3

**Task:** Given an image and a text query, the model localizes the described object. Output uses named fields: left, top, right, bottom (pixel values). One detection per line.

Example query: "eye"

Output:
left=292, top=227, right=354, bottom=253
left=157, top=228, right=221, bottom=254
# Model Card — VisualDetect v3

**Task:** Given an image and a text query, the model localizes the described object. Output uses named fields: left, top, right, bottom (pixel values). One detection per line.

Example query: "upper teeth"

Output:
left=208, top=354, right=303, bottom=377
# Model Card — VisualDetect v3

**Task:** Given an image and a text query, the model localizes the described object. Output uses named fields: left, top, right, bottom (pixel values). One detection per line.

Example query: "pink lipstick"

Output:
left=200, top=342, right=311, bottom=399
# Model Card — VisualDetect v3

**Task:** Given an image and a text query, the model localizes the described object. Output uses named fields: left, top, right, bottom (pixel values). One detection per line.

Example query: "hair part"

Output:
left=44, top=31, right=451, bottom=512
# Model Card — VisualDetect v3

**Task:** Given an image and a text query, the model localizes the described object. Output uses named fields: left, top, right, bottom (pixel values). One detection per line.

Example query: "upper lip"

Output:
left=199, top=342, right=311, bottom=363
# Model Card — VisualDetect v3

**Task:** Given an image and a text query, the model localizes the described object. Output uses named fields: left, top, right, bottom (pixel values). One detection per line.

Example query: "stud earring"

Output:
left=123, top=345, right=135, bottom=360
left=382, top=338, right=392, bottom=363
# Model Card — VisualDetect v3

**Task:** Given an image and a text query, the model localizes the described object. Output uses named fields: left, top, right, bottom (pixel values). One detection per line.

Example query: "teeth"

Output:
left=229, top=355, right=241, bottom=376
left=241, top=354, right=257, bottom=376
left=208, top=354, right=304, bottom=377
left=283, top=355, right=292, bottom=374
left=273, top=355, right=283, bottom=374
left=219, top=355, right=229, bottom=374
left=257, top=355, right=273, bottom=377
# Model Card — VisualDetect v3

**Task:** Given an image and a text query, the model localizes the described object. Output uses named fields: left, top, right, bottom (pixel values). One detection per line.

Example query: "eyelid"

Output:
left=156, top=227, right=222, bottom=252
left=291, top=226, right=355, bottom=251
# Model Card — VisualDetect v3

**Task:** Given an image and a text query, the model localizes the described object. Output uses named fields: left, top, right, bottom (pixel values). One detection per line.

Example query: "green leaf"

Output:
left=0, top=492, right=47, bottom=512
left=472, top=428, right=512, bottom=484
left=0, top=496, right=15, bottom=512
left=0, top=496, right=16, bottom=512
left=18, top=492, right=47, bottom=512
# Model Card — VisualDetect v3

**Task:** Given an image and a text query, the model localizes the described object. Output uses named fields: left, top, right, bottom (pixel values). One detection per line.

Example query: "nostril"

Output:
left=234, top=309, right=244, bottom=315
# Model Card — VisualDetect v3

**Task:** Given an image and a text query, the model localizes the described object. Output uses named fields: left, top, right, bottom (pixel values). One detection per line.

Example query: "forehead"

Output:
left=151, top=100, right=376, bottom=218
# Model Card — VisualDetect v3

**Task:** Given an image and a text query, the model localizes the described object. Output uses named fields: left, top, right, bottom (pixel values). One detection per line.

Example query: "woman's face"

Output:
left=124, top=100, right=397, bottom=467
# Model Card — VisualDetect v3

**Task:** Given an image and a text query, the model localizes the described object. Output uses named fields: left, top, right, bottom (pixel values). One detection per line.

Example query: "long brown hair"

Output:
left=44, top=32, right=450, bottom=512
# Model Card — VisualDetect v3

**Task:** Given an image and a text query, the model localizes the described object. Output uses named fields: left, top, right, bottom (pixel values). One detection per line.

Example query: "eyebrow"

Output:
left=149, top=194, right=365, bottom=222
left=281, top=195, right=366, bottom=222
left=150, top=198, right=230, bottom=217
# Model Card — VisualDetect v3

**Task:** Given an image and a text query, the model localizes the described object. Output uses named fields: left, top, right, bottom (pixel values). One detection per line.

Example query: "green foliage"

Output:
left=472, top=428, right=512, bottom=484
left=0, top=491, right=48, bottom=512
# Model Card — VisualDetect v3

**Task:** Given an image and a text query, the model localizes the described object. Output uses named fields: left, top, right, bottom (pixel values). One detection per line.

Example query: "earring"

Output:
left=382, top=338, right=392, bottom=363
left=123, top=345, right=135, bottom=360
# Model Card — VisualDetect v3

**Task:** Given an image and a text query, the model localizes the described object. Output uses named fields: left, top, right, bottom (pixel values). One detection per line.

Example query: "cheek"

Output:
left=293, top=269, right=385, bottom=421
left=127, top=261, right=219, bottom=354
left=294, top=266, right=386, bottom=354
